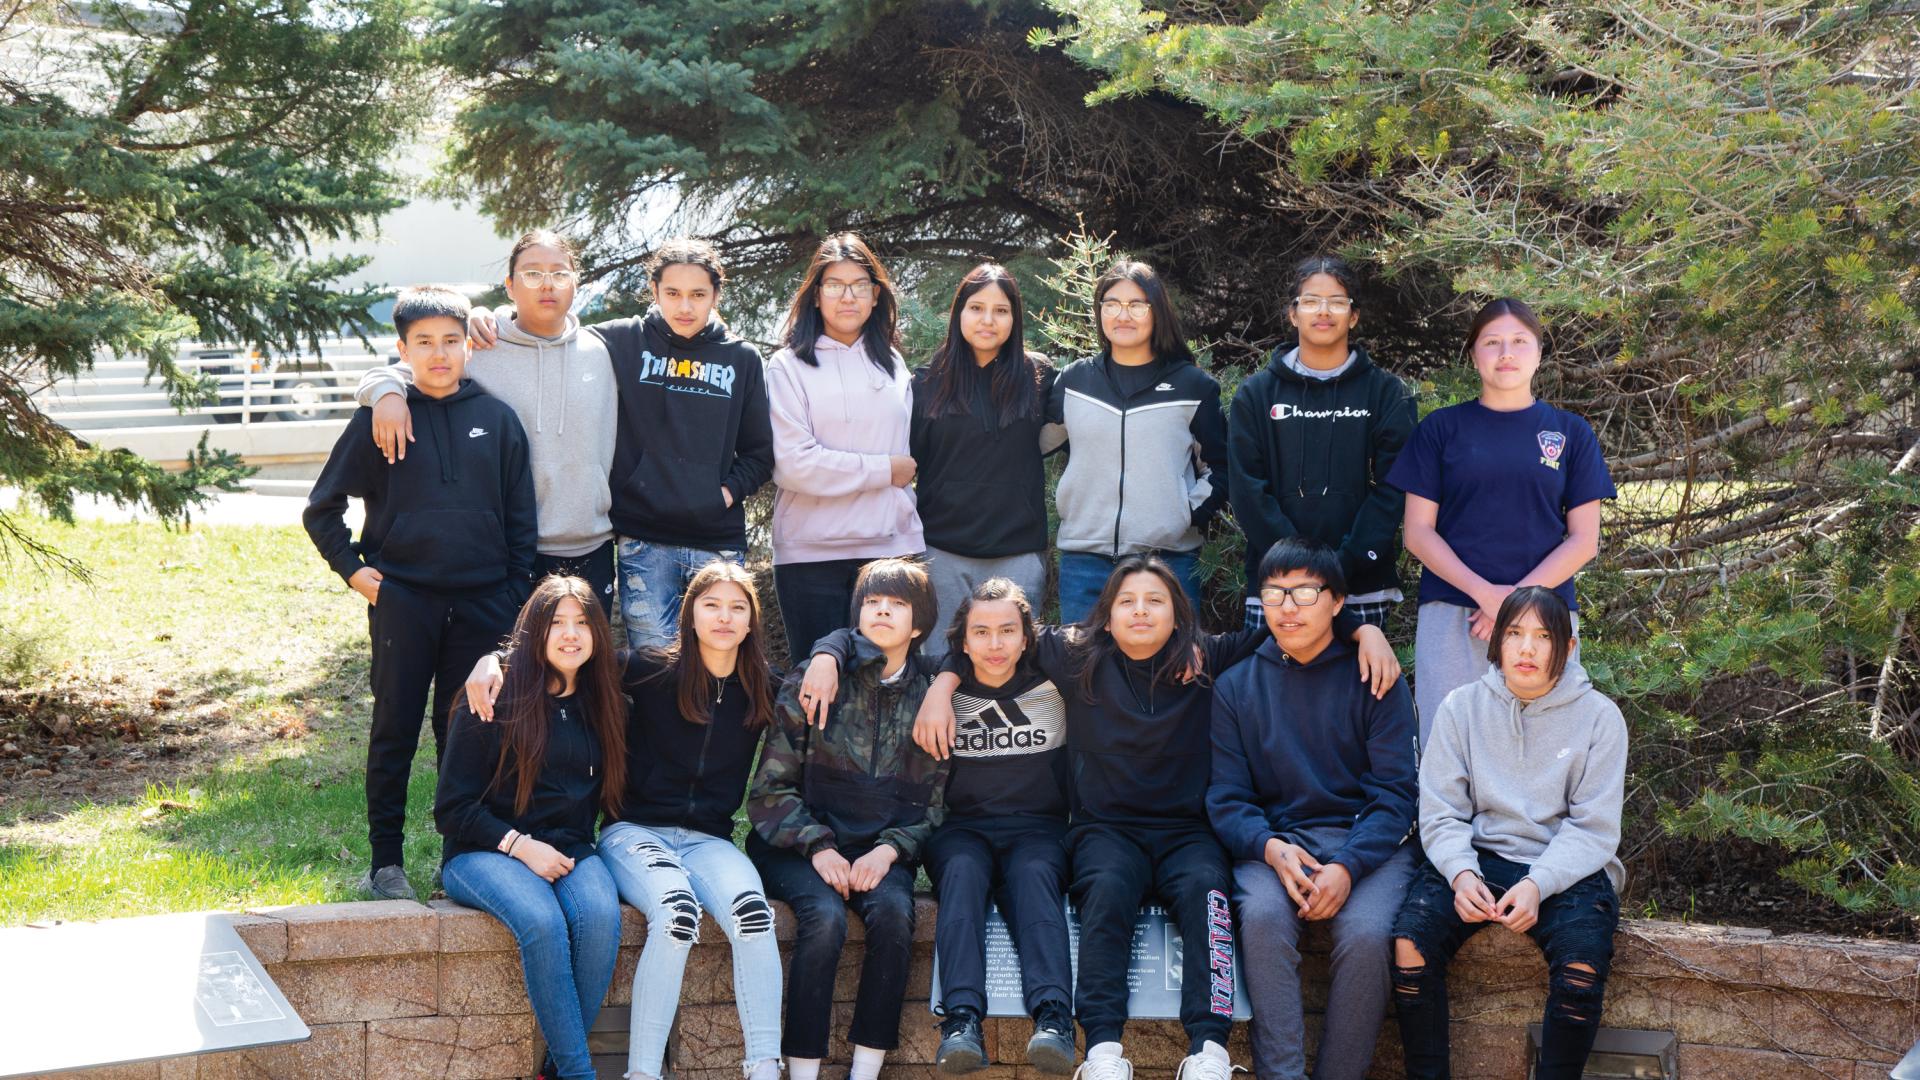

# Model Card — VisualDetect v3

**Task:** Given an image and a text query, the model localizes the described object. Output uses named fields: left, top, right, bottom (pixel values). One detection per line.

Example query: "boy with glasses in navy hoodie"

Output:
left=305, top=285, right=537, bottom=901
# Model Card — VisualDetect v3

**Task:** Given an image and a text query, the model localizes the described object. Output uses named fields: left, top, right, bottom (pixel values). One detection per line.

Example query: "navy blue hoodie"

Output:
left=304, top=380, right=536, bottom=597
left=1207, top=636, right=1417, bottom=876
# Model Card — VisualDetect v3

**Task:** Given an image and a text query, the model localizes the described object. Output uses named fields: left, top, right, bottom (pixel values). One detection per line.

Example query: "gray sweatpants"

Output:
left=920, top=546, right=1048, bottom=661
left=1413, top=601, right=1580, bottom=748
left=1233, top=831, right=1418, bottom=1080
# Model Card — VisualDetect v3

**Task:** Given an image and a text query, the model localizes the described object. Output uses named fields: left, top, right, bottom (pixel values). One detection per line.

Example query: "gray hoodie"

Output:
left=356, top=313, right=617, bottom=557
left=1418, top=658, right=1628, bottom=899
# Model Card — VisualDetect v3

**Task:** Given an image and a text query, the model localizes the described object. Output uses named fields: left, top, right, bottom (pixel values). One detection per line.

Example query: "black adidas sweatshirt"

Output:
left=304, top=381, right=536, bottom=597
left=613, top=650, right=763, bottom=839
left=813, top=629, right=1069, bottom=822
left=435, top=693, right=604, bottom=865
left=595, top=308, right=774, bottom=550
left=1227, top=345, right=1416, bottom=597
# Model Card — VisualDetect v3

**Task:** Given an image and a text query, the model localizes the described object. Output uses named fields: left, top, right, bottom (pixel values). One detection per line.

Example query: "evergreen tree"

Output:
left=431, top=0, right=1452, bottom=355
left=1046, top=0, right=1920, bottom=916
left=0, top=0, right=427, bottom=564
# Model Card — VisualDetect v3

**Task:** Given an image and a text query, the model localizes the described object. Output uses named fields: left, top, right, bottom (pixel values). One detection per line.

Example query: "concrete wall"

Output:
left=19, top=899, right=1920, bottom=1080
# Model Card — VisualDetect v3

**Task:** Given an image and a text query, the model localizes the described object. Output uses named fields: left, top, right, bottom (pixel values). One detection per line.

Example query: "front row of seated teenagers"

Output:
left=302, top=266, right=1623, bottom=1078
left=423, top=548, right=1620, bottom=1080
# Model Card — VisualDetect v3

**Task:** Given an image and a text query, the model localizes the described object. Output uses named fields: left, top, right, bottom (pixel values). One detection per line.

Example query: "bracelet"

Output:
left=498, top=829, right=519, bottom=854
left=507, top=833, right=527, bottom=857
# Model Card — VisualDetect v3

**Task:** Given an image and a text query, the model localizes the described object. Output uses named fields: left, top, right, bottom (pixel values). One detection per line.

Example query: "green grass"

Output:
left=0, top=516, right=447, bottom=925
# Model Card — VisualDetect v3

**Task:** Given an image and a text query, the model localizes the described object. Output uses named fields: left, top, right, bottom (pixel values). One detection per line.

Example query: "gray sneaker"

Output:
left=360, top=864, right=418, bottom=901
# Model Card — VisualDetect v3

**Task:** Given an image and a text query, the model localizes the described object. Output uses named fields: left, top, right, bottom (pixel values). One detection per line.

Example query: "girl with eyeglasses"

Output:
left=766, top=233, right=923, bottom=659
left=1385, top=299, right=1616, bottom=743
left=910, top=264, right=1063, bottom=660
left=1227, top=255, right=1418, bottom=633
left=1048, top=260, right=1229, bottom=623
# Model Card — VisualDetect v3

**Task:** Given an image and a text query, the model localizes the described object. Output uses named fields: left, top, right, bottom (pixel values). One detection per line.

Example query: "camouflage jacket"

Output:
left=747, top=634, right=950, bottom=860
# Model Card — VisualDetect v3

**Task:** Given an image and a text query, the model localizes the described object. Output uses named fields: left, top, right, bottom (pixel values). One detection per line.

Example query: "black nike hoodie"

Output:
left=304, top=380, right=537, bottom=597
left=595, top=307, right=774, bottom=550
left=1227, top=344, right=1416, bottom=598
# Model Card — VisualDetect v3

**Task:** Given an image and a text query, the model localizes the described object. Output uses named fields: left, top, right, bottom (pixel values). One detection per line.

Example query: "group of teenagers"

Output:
left=301, top=229, right=1628, bottom=1080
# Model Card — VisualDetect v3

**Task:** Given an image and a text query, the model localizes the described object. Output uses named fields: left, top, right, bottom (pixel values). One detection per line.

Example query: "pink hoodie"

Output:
left=768, top=335, right=923, bottom=564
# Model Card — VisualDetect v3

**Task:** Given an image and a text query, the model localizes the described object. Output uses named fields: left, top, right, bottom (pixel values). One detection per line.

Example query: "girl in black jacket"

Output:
left=435, top=576, right=628, bottom=1080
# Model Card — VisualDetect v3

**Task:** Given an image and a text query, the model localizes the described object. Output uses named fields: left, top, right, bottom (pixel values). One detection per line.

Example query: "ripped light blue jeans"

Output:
left=599, top=822, right=782, bottom=1078
left=615, top=540, right=743, bottom=649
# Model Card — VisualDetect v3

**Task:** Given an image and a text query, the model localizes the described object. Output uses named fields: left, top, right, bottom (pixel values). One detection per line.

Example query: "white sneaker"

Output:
left=1174, top=1047, right=1233, bottom=1080
left=744, top=1060, right=782, bottom=1080
left=1072, top=1053, right=1133, bottom=1080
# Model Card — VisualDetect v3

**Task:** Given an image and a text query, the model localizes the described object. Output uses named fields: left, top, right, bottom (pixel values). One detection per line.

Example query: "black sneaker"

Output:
left=359, top=864, right=418, bottom=902
left=1027, top=1001, right=1076, bottom=1074
left=937, top=1006, right=988, bottom=1074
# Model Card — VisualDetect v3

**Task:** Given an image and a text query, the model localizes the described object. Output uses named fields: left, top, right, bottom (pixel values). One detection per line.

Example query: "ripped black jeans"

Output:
left=1389, top=852, right=1619, bottom=1080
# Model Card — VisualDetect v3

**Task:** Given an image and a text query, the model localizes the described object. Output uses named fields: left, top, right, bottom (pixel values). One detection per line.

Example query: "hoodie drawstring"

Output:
left=428, top=399, right=454, bottom=484
left=534, top=340, right=546, bottom=434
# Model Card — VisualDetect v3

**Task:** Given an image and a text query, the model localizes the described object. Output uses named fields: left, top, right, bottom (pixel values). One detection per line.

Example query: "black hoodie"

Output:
left=595, top=307, right=774, bottom=550
left=435, top=693, right=605, bottom=865
left=1227, top=345, right=1416, bottom=598
left=304, top=381, right=536, bottom=597
left=613, top=649, right=763, bottom=839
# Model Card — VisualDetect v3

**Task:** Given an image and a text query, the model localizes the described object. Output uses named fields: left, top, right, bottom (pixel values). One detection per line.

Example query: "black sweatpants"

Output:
left=749, top=835, right=919, bottom=1059
left=1069, top=822, right=1236, bottom=1052
left=533, top=539, right=616, bottom=617
left=366, top=580, right=519, bottom=868
left=927, top=817, right=1072, bottom=1017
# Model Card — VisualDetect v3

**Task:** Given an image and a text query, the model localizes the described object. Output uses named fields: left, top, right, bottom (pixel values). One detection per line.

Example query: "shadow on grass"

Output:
left=0, top=633, right=456, bottom=924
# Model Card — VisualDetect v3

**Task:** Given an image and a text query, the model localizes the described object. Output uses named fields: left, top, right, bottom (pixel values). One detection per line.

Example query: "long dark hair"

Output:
left=943, top=576, right=1039, bottom=665
left=1066, top=554, right=1209, bottom=701
left=481, top=576, right=628, bottom=819
left=925, top=264, right=1047, bottom=427
left=1486, top=585, right=1575, bottom=684
left=642, top=561, right=776, bottom=730
left=1093, top=260, right=1193, bottom=366
left=782, top=232, right=900, bottom=376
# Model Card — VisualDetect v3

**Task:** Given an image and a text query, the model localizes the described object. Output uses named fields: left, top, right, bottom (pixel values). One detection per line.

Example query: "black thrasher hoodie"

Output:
left=304, top=380, right=537, bottom=597
left=1227, top=344, right=1416, bottom=598
left=595, top=307, right=774, bottom=551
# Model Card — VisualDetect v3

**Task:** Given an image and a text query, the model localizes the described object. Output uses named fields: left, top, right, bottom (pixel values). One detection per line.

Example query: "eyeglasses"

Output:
left=1292, top=296, right=1352, bottom=316
left=515, top=269, right=578, bottom=289
left=1099, top=300, right=1152, bottom=320
left=821, top=281, right=876, bottom=300
left=1259, top=585, right=1325, bottom=608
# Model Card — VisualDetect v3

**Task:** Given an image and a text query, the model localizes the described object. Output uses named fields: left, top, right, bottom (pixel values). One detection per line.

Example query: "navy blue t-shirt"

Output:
left=1385, top=399, right=1615, bottom=611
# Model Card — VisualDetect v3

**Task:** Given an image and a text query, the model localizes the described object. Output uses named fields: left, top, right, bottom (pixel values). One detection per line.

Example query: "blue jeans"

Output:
left=1057, top=549, right=1202, bottom=625
left=616, top=539, right=743, bottom=649
left=441, top=852, right=622, bottom=1080
left=599, top=823, right=783, bottom=1077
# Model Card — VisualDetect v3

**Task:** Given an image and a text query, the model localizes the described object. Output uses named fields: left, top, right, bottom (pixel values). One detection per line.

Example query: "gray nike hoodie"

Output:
left=356, top=312, right=617, bottom=557
left=1418, top=658, right=1628, bottom=899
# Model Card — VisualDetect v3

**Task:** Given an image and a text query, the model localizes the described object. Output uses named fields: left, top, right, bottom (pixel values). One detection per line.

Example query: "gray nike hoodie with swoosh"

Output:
left=1418, top=658, right=1629, bottom=899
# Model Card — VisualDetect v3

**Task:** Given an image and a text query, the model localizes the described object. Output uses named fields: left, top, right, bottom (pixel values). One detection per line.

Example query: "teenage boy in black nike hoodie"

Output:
left=304, top=286, right=537, bottom=901
left=1228, top=257, right=1416, bottom=629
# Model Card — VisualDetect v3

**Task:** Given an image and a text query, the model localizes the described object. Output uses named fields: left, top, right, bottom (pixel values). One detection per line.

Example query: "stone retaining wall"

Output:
left=19, top=900, right=1920, bottom=1080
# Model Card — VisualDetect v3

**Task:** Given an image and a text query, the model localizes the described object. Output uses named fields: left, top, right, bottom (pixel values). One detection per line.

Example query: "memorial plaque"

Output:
left=930, top=902, right=1251, bottom=1020
left=0, top=912, right=308, bottom=1077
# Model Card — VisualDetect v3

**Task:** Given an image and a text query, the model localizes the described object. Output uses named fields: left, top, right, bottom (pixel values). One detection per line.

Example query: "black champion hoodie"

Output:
left=435, top=693, right=605, bottom=865
left=613, top=649, right=763, bottom=839
left=595, top=307, right=774, bottom=550
left=1227, top=345, right=1416, bottom=598
left=304, top=381, right=537, bottom=597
